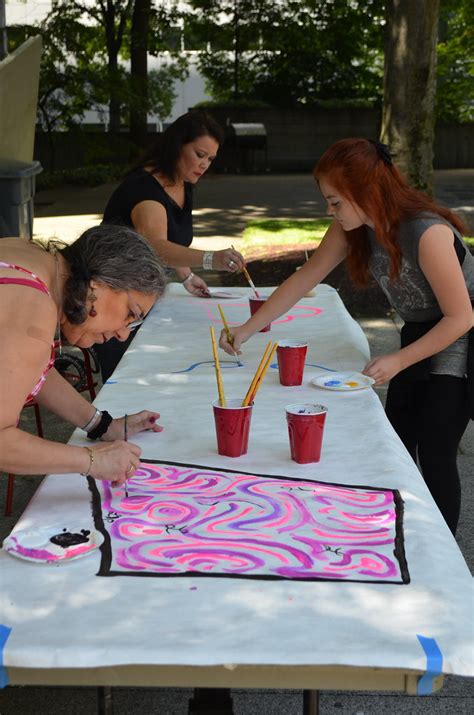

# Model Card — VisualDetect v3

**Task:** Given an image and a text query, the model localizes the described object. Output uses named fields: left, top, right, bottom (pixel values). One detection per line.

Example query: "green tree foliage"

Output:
left=437, top=0, right=474, bottom=122
left=188, top=0, right=385, bottom=106
left=8, top=10, right=94, bottom=168
left=8, top=1, right=187, bottom=139
left=8, top=10, right=92, bottom=134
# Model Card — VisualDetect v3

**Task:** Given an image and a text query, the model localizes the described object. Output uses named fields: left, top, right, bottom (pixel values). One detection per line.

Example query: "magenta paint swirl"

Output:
left=94, top=464, right=407, bottom=582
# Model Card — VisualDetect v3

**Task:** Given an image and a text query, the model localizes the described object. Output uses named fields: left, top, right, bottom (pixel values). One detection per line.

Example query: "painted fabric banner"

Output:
left=90, top=461, right=409, bottom=584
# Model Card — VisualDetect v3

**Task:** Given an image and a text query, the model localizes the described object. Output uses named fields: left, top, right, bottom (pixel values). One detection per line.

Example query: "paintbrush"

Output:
left=231, top=244, right=260, bottom=298
left=210, top=326, right=226, bottom=406
left=124, top=413, right=129, bottom=497
left=217, top=303, right=242, bottom=366
left=242, top=265, right=260, bottom=298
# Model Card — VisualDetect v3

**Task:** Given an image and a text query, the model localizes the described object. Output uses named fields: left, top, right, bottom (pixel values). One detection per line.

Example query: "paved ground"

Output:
left=1, top=171, right=473, bottom=714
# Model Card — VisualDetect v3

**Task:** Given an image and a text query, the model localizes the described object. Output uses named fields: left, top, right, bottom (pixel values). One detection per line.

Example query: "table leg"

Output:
left=98, top=686, right=113, bottom=715
left=188, top=687, right=234, bottom=714
left=303, top=689, right=319, bottom=715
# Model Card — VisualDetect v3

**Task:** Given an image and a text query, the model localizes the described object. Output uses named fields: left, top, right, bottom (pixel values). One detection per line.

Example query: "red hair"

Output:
left=314, top=138, right=466, bottom=287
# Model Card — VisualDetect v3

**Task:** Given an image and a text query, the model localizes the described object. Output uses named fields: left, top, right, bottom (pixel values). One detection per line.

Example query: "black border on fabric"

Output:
left=88, top=459, right=410, bottom=584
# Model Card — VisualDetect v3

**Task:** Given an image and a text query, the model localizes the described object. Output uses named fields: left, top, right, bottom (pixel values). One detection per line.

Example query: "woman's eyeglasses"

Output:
left=126, top=296, right=145, bottom=330
left=127, top=317, right=144, bottom=330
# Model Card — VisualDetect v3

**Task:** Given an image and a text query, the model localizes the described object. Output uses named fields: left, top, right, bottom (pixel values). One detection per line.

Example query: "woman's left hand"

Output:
left=362, top=353, right=403, bottom=385
left=103, top=411, right=164, bottom=441
left=183, top=273, right=210, bottom=298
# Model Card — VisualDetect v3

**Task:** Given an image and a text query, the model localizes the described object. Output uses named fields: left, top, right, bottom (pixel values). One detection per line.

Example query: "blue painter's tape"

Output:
left=305, top=363, right=337, bottom=372
left=270, top=362, right=337, bottom=372
left=172, top=360, right=244, bottom=374
left=0, top=624, right=12, bottom=688
left=417, top=634, right=443, bottom=695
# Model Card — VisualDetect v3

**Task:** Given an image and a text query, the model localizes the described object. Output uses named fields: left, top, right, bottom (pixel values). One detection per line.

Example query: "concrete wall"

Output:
left=0, top=36, right=42, bottom=162
left=209, top=107, right=381, bottom=173
left=34, top=107, right=474, bottom=172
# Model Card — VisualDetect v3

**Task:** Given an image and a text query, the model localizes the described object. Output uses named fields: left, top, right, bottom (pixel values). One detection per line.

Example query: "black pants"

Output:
left=385, top=373, right=470, bottom=535
left=94, top=331, right=137, bottom=383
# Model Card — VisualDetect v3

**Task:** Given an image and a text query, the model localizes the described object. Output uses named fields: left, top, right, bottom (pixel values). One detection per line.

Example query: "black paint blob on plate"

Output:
left=50, top=528, right=91, bottom=549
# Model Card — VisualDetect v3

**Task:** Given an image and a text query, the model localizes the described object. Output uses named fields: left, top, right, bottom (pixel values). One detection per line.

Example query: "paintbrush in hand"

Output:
left=231, top=244, right=260, bottom=298
left=218, top=303, right=242, bottom=366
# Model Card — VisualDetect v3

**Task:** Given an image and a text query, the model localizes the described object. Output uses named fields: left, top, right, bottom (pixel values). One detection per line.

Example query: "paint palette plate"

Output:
left=311, top=372, right=375, bottom=391
left=208, top=289, right=242, bottom=299
left=2, top=525, right=104, bottom=564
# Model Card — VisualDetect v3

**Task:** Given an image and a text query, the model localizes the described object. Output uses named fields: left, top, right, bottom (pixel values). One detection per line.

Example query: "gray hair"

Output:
left=60, top=224, right=168, bottom=324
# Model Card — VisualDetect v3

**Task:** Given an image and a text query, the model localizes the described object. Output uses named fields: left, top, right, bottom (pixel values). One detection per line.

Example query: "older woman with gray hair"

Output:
left=0, top=224, right=167, bottom=485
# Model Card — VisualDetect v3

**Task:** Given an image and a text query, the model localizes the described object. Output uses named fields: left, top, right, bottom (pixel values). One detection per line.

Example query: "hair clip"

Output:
left=369, top=139, right=393, bottom=166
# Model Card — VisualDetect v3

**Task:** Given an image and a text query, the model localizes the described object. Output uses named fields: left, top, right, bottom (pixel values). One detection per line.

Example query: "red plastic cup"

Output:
left=213, top=398, right=253, bottom=457
left=277, top=340, right=308, bottom=386
left=285, top=403, right=328, bottom=464
left=249, top=296, right=271, bottom=332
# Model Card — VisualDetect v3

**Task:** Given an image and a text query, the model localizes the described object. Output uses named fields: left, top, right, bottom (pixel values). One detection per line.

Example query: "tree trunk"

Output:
left=107, top=51, right=122, bottom=133
left=233, top=1, right=240, bottom=100
left=102, top=1, right=131, bottom=133
left=381, top=0, right=440, bottom=193
left=130, top=0, right=151, bottom=152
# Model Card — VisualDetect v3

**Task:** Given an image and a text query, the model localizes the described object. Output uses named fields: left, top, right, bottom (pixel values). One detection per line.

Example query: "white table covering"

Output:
left=1, top=284, right=472, bottom=684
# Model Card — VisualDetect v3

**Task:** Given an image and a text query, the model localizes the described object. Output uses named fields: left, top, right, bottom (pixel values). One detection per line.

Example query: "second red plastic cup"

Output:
left=213, top=398, right=253, bottom=457
left=249, top=296, right=271, bottom=332
left=285, top=403, right=328, bottom=464
left=277, top=340, right=308, bottom=386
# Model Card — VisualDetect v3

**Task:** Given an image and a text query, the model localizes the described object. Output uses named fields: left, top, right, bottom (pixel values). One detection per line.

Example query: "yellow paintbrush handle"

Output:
left=210, top=326, right=226, bottom=406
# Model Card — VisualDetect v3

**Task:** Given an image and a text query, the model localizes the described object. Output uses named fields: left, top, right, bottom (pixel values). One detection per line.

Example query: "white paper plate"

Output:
left=208, top=289, right=242, bottom=299
left=311, top=372, right=375, bottom=391
left=3, top=525, right=104, bottom=564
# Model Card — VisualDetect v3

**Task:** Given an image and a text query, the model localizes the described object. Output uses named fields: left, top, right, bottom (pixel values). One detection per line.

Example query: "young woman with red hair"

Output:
left=220, top=138, right=474, bottom=535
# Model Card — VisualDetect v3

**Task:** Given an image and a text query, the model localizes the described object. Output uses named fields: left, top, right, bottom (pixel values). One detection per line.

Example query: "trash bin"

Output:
left=224, top=123, right=268, bottom=173
left=0, top=159, right=43, bottom=239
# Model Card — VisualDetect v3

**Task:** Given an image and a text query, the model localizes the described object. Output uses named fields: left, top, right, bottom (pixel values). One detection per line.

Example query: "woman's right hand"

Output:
left=85, top=441, right=142, bottom=485
left=212, top=247, right=245, bottom=273
left=219, top=325, right=252, bottom=355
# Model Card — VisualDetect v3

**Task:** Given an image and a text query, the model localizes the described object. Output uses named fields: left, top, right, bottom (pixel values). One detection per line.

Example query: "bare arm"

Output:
left=364, top=224, right=473, bottom=384
left=132, top=200, right=205, bottom=267
left=219, top=221, right=348, bottom=353
left=35, top=367, right=101, bottom=427
left=36, top=367, right=164, bottom=440
left=131, top=201, right=245, bottom=272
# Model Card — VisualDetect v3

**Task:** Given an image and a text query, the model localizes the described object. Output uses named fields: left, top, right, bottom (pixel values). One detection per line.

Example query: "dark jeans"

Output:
left=385, top=373, right=470, bottom=535
left=94, top=331, right=137, bottom=383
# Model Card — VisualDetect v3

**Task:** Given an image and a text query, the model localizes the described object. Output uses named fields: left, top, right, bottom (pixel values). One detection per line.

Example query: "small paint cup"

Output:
left=213, top=398, right=253, bottom=457
left=277, top=340, right=308, bottom=386
left=285, top=403, right=328, bottom=464
left=249, top=296, right=271, bottom=332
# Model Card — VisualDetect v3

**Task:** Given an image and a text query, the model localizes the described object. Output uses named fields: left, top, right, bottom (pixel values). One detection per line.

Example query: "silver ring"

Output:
left=126, top=463, right=134, bottom=477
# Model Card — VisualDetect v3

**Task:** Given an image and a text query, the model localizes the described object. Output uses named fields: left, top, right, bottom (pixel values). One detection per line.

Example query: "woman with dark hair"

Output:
left=95, top=110, right=245, bottom=381
left=220, top=137, right=474, bottom=535
left=0, top=224, right=167, bottom=484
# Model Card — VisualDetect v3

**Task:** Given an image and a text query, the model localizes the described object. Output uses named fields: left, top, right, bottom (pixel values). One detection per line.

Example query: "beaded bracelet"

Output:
left=80, top=447, right=95, bottom=477
left=182, top=272, right=195, bottom=284
left=87, top=410, right=113, bottom=440
left=202, top=251, right=214, bottom=270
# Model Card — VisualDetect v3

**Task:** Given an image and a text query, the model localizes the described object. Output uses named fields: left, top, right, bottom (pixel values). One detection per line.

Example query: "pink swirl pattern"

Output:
left=93, top=463, right=408, bottom=582
left=205, top=304, right=323, bottom=325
